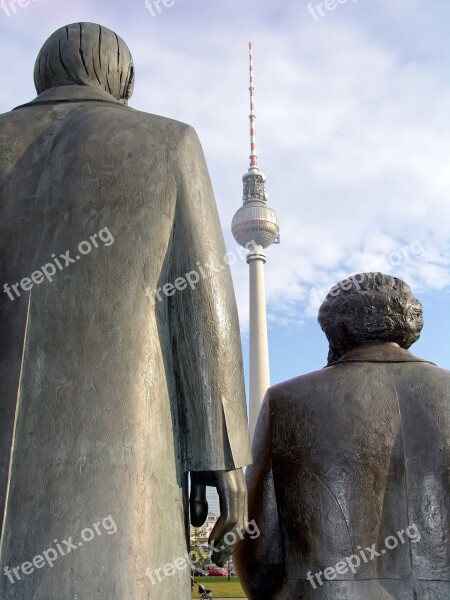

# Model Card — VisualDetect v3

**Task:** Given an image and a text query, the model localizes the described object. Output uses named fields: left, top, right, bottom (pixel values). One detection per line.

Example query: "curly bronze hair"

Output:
left=318, top=272, right=423, bottom=362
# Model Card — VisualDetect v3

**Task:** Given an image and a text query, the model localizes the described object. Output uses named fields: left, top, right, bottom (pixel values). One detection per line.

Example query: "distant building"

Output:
left=190, top=512, right=219, bottom=551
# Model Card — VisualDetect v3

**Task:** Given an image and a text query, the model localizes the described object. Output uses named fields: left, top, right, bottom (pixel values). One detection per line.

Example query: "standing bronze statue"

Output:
left=0, top=23, right=251, bottom=599
left=235, top=273, right=450, bottom=599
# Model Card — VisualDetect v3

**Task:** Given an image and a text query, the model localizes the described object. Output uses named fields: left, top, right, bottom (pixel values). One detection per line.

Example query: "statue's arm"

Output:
left=167, top=125, right=252, bottom=561
left=168, top=124, right=252, bottom=473
left=234, top=393, right=284, bottom=599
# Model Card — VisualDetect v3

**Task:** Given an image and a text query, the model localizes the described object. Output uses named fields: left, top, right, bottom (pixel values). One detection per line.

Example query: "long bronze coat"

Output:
left=235, top=344, right=450, bottom=599
left=0, top=85, right=251, bottom=599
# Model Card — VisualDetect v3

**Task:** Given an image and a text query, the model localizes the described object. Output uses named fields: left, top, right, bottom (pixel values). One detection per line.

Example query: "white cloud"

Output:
left=1, top=0, right=449, bottom=333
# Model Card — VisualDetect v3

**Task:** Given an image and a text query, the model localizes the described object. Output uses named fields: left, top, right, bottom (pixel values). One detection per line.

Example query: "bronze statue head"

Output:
left=33, top=22, right=135, bottom=103
left=318, top=272, right=423, bottom=363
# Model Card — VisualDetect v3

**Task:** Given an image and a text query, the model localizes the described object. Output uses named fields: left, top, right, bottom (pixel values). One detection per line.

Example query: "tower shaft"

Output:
left=248, top=247, right=270, bottom=440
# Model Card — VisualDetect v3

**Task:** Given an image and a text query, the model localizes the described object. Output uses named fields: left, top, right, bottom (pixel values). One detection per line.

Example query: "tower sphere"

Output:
left=232, top=200, right=279, bottom=249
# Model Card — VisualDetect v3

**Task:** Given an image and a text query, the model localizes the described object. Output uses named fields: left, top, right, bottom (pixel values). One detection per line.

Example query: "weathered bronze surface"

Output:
left=0, top=23, right=251, bottom=599
left=235, top=273, right=450, bottom=599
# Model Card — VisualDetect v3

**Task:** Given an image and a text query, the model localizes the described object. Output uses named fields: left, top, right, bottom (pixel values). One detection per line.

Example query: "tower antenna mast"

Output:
left=231, top=42, right=280, bottom=440
left=248, top=42, right=258, bottom=170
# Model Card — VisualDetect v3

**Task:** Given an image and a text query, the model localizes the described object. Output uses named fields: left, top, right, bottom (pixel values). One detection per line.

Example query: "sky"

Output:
left=1, top=0, right=449, bottom=431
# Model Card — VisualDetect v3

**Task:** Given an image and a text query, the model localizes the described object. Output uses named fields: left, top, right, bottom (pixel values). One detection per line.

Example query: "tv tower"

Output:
left=232, top=42, right=280, bottom=440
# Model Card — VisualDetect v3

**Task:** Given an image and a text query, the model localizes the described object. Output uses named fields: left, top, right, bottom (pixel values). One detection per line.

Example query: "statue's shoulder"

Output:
left=112, top=108, right=203, bottom=154
left=401, top=359, right=450, bottom=389
left=125, top=106, right=186, bottom=125
left=0, top=108, right=27, bottom=124
left=266, top=360, right=450, bottom=414
left=122, top=106, right=194, bottom=136
left=414, top=359, right=450, bottom=375
left=6, top=93, right=197, bottom=145
left=267, top=366, right=334, bottom=406
left=271, top=364, right=337, bottom=390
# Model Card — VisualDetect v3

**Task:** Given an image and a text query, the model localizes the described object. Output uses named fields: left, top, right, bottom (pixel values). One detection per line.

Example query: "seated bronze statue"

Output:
left=235, top=272, right=450, bottom=599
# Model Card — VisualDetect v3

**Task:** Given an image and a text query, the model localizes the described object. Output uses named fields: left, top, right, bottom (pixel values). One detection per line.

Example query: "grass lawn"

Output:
left=191, top=576, right=246, bottom=598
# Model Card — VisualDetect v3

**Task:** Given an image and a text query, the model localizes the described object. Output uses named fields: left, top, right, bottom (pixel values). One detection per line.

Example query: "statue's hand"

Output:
left=189, top=472, right=210, bottom=528
left=189, top=469, right=248, bottom=566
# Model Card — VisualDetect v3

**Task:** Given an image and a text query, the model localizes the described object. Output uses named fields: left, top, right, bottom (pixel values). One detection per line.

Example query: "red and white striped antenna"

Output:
left=249, top=41, right=258, bottom=170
